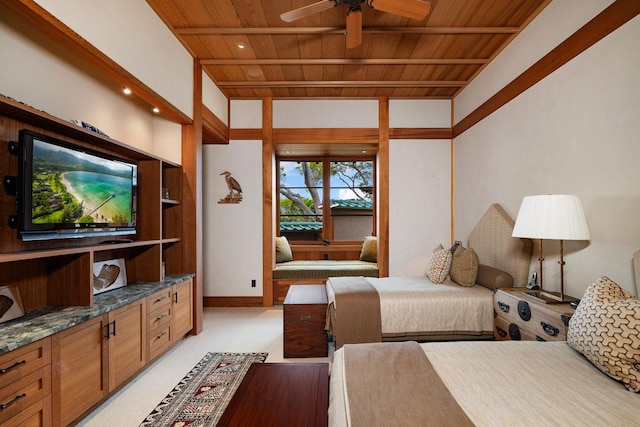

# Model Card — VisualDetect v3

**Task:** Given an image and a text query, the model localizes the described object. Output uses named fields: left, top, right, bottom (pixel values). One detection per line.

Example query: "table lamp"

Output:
left=512, top=194, right=590, bottom=302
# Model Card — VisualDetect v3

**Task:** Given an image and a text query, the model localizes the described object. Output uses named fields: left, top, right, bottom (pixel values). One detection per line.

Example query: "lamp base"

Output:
left=523, top=290, right=578, bottom=304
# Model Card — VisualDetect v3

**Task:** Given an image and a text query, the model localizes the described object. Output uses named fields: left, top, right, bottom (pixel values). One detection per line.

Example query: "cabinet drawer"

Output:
left=147, top=289, right=172, bottom=313
left=494, top=289, right=573, bottom=341
left=0, top=367, right=51, bottom=425
left=2, top=397, right=51, bottom=427
left=148, top=305, right=172, bottom=332
left=148, top=325, right=172, bottom=361
left=0, top=338, right=51, bottom=389
left=494, top=316, right=539, bottom=341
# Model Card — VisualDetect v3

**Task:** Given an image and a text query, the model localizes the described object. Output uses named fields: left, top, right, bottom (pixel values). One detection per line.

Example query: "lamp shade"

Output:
left=512, top=195, right=590, bottom=240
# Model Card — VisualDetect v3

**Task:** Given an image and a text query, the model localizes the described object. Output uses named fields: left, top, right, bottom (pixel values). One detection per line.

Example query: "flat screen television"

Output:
left=17, top=129, right=137, bottom=241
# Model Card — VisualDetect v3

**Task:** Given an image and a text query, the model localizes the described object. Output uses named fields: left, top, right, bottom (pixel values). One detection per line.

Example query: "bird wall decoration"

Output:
left=219, top=171, right=243, bottom=204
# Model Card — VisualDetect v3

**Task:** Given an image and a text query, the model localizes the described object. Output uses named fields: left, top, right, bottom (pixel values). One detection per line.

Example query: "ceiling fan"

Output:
left=281, top=0, right=432, bottom=49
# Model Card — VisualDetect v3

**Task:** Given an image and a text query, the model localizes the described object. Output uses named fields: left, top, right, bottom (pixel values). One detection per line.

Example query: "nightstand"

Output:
left=493, top=288, right=575, bottom=341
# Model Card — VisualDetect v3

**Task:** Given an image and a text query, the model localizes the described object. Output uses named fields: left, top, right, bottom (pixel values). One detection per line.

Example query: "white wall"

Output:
left=388, top=99, right=452, bottom=276
left=35, top=0, right=193, bottom=119
left=389, top=139, right=451, bottom=276
left=0, top=3, right=183, bottom=164
left=454, top=13, right=640, bottom=296
left=203, top=140, right=264, bottom=297
left=455, top=0, right=614, bottom=121
left=273, top=99, right=378, bottom=128
left=203, top=72, right=229, bottom=126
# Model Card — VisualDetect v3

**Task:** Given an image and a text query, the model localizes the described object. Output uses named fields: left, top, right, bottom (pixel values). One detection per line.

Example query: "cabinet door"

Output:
left=52, top=316, right=107, bottom=426
left=107, top=299, right=147, bottom=392
left=172, top=279, right=193, bottom=339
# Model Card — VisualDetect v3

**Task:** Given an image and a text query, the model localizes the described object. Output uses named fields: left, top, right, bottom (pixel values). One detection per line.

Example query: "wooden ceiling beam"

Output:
left=219, top=81, right=465, bottom=88
left=175, top=26, right=519, bottom=35
left=202, top=58, right=486, bottom=65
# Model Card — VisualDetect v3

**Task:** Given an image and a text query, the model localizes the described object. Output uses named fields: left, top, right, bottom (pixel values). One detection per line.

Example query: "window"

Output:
left=278, top=158, right=375, bottom=242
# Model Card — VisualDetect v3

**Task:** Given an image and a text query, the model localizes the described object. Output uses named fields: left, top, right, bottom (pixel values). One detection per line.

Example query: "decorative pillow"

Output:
left=449, top=245, right=479, bottom=287
left=567, top=277, right=640, bottom=392
left=425, top=244, right=453, bottom=284
left=475, top=265, right=514, bottom=290
left=359, top=236, right=377, bottom=263
left=275, top=236, right=293, bottom=263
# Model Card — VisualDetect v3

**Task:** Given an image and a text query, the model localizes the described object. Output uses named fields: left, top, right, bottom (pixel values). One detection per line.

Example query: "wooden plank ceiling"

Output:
left=147, top=0, right=550, bottom=99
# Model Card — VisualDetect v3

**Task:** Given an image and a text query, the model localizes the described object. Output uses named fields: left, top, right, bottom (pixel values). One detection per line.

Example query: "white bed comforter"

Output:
left=326, top=276, right=494, bottom=337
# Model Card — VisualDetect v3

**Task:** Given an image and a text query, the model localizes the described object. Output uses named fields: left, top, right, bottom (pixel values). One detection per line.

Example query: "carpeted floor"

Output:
left=77, top=306, right=331, bottom=426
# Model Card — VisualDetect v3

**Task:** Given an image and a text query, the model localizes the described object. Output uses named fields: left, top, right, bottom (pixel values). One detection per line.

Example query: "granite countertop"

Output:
left=0, top=274, right=194, bottom=356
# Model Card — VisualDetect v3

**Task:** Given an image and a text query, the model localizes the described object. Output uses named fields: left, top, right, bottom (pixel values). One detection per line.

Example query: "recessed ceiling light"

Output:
left=153, top=107, right=160, bottom=113
left=123, top=88, right=132, bottom=95
left=237, top=43, right=245, bottom=49
left=246, top=67, right=263, bottom=78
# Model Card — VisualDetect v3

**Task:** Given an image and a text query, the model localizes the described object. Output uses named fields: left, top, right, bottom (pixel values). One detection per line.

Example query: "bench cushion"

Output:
left=273, top=260, right=379, bottom=280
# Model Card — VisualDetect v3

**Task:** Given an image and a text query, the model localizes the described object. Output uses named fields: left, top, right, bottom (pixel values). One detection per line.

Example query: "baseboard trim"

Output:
left=204, top=296, right=264, bottom=307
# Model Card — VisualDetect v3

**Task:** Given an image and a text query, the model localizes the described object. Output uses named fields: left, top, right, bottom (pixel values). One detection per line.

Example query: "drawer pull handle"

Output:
left=156, top=331, right=167, bottom=340
left=155, top=295, right=167, bottom=302
left=300, top=316, right=311, bottom=322
left=497, top=302, right=510, bottom=313
left=156, top=313, right=167, bottom=321
left=541, top=322, right=559, bottom=337
left=495, top=326, right=507, bottom=338
left=0, top=360, right=26, bottom=375
left=535, top=336, right=547, bottom=342
left=0, top=393, right=26, bottom=410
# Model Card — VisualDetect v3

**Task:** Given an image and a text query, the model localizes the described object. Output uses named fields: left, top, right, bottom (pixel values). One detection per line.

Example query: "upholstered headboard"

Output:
left=633, top=249, right=640, bottom=297
left=468, top=204, right=533, bottom=288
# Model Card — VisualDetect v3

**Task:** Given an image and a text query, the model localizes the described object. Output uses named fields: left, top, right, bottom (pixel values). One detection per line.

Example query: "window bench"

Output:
left=273, top=260, right=379, bottom=304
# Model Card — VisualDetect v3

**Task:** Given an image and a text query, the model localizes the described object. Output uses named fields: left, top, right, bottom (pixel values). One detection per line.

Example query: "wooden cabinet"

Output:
left=147, top=288, right=174, bottom=361
left=283, top=285, right=328, bottom=358
left=51, top=299, right=149, bottom=425
left=107, top=299, right=147, bottom=392
left=0, top=96, right=187, bottom=314
left=0, top=338, right=51, bottom=427
left=147, top=278, right=193, bottom=362
left=0, top=89, right=196, bottom=426
left=52, top=316, right=107, bottom=426
left=173, top=278, right=193, bottom=339
left=494, top=288, right=575, bottom=341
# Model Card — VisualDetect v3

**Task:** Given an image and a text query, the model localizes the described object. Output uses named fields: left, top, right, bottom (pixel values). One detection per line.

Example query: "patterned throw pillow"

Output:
left=567, top=277, right=640, bottom=392
left=449, top=245, right=479, bottom=287
left=425, top=244, right=453, bottom=284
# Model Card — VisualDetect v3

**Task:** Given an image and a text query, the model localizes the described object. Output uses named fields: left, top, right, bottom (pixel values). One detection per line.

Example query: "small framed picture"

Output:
left=0, top=285, right=25, bottom=324
left=93, top=258, right=127, bottom=295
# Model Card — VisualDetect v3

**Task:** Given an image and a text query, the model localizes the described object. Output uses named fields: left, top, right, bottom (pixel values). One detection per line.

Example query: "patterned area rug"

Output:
left=140, top=352, right=268, bottom=426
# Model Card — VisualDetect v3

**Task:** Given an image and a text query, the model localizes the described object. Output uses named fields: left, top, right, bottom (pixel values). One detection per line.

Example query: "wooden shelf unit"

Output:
left=0, top=96, right=186, bottom=313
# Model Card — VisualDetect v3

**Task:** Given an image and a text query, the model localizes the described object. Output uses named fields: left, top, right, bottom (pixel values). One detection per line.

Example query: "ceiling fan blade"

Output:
left=346, top=10, right=362, bottom=49
left=370, top=0, right=431, bottom=20
left=280, top=0, right=338, bottom=23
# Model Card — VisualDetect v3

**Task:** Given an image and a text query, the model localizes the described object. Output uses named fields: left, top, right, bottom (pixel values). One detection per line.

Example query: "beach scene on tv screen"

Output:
left=31, top=139, right=135, bottom=226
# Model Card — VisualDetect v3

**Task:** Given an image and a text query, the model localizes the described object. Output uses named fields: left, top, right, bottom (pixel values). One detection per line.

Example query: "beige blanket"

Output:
left=327, top=276, right=494, bottom=343
left=325, top=277, right=381, bottom=349
left=342, top=341, right=474, bottom=427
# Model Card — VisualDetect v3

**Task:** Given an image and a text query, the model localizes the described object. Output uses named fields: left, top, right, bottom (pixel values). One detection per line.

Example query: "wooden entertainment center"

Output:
left=0, top=96, right=196, bottom=426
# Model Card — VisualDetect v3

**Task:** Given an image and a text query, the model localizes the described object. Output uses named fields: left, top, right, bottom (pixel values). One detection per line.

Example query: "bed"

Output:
left=329, top=275, right=640, bottom=426
left=329, top=341, right=639, bottom=427
left=326, top=204, right=533, bottom=348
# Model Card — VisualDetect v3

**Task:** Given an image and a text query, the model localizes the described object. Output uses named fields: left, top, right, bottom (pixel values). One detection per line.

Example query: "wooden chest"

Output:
left=283, top=285, right=328, bottom=358
left=494, top=288, right=575, bottom=341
